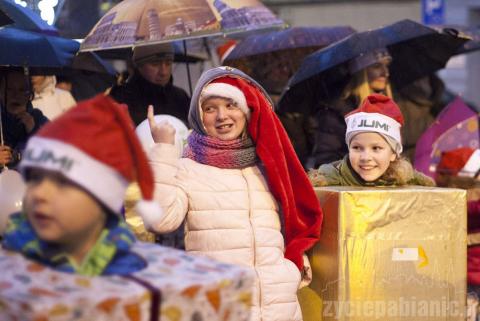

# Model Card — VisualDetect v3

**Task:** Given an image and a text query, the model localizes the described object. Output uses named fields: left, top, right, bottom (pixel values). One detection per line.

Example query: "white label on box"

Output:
left=391, top=248, right=419, bottom=261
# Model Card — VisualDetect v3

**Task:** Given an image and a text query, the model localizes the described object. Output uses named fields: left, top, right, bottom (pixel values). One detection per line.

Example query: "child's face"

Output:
left=201, top=96, right=247, bottom=141
left=24, top=168, right=106, bottom=249
left=349, top=132, right=396, bottom=182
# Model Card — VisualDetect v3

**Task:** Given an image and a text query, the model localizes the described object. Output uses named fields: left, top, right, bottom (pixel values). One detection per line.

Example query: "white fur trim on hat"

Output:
left=19, top=137, right=129, bottom=214
left=345, top=112, right=402, bottom=154
left=459, top=149, right=480, bottom=177
left=135, top=200, right=164, bottom=231
left=200, top=82, right=250, bottom=119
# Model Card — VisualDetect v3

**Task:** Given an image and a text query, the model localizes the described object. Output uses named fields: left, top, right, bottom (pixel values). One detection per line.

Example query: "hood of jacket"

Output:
left=188, top=66, right=274, bottom=134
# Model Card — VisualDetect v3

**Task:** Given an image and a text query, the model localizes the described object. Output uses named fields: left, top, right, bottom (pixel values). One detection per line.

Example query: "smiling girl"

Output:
left=141, top=67, right=323, bottom=321
left=309, top=94, right=434, bottom=187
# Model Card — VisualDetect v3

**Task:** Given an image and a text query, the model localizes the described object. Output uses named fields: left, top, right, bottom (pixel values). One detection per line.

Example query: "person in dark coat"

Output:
left=0, top=70, right=48, bottom=169
left=109, top=43, right=190, bottom=126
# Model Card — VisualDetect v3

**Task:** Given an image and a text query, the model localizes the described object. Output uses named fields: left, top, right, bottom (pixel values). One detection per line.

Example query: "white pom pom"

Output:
left=135, top=200, right=164, bottom=230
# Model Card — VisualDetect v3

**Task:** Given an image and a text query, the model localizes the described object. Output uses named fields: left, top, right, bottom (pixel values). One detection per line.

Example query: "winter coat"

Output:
left=31, top=76, right=76, bottom=120
left=278, top=95, right=357, bottom=169
left=393, top=75, right=447, bottom=162
left=146, top=143, right=303, bottom=321
left=309, top=156, right=435, bottom=187
left=109, top=73, right=190, bottom=126
left=1, top=102, right=48, bottom=167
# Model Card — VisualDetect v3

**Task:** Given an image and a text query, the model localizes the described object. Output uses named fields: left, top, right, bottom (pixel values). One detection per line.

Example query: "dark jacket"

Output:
left=279, top=95, right=357, bottom=169
left=1, top=102, right=49, bottom=167
left=109, top=73, right=190, bottom=126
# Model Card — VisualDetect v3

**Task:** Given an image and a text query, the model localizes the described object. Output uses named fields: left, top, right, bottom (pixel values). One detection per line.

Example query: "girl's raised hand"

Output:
left=147, top=105, right=176, bottom=145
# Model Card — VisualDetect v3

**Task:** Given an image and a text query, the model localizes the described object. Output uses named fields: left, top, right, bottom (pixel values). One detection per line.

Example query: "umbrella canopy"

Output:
left=414, top=97, right=479, bottom=178
left=0, top=0, right=57, bottom=35
left=90, top=39, right=208, bottom=63
left=282, top=19, right=468, bottom=104
left=0, top=8, right=13, bottom=27
left=80, top=0, right=284, bottom=53
left=72, top=51, right=117, bottom=75
left=223, top=26, right=355, bottom=95
left=437, top=25, right=480, bottom=55
left=0, top=27, right=79, bottom=70
left=224, top=26, right=356, bottom=61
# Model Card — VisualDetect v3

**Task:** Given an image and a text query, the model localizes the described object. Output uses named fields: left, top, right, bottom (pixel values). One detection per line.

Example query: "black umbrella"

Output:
left=72, top=51, right=117, bottom=75
left=435, top=25, right=480, bottom=55
left=281, top=19, right=468, bottom=108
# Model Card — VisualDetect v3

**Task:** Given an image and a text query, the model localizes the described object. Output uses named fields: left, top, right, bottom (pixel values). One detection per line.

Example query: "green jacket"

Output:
left=310, top=157, right=435, bottom=187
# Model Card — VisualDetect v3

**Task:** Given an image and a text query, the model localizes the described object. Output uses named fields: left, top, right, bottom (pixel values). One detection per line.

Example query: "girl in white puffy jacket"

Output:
left=141, top=66, right=323, bottom=321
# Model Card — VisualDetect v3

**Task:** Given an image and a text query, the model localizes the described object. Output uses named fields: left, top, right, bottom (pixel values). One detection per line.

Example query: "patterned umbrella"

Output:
left=80, top=0, right=284, bottom=52
left=414, top=97, right=479, bottom=178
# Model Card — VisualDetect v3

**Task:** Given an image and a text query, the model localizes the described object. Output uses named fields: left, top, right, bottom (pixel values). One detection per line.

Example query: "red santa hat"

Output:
left=345, top=93, right=404, bottom=154
left=437, top=147, right=480, bottom=177
left=19, top=94, right=162, bottom=218
left=199, top=81, right=250, bottom=120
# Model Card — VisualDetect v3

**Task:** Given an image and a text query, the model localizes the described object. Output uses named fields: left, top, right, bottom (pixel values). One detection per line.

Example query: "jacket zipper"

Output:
left=242, top=168, right=263, bottom=320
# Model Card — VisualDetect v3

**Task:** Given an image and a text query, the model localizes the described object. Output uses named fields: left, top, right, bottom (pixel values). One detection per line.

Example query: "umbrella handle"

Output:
left=183, top=40, right=193, bottom=96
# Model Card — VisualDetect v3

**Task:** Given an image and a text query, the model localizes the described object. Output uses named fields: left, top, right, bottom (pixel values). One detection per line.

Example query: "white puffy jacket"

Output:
left=144, top=143, right=303, bottom=321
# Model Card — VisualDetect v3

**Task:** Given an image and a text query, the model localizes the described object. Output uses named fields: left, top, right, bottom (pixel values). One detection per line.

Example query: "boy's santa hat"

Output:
left=437, top=147, right=480, bottom=178
left=199, top=81, right=250, bottom=119
left=19, top=94, right=162, bottom=218
left=345, top=93, right=404, bottom=154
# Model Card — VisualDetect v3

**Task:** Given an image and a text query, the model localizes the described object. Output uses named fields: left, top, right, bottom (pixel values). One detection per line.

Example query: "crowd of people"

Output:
left=0, top=26, right=478, bottom=321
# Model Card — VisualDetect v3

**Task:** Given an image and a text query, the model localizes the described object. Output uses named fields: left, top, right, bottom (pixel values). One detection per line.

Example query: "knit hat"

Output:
left=19, top=94, right=162, bottom=218
left=348, top=48, right=392, bottom=74
left=437, top=147, right=480, bottom=177
left=345, top=93, right=404, bottom=154
left=133, top=42, right=174, bottom=66
left=199, top=81, right=250, bottom=120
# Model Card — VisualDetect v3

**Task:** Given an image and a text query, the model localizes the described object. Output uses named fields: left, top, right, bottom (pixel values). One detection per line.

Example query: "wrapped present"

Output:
left=309, top=186, right=467, bottom=321
left=0, top=242, right=254, bottom=321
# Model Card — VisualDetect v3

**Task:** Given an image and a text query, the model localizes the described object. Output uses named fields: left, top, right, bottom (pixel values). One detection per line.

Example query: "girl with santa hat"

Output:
left=309, top=93, right=434, bottom=187
left=141, top=66, right=323, bottom=321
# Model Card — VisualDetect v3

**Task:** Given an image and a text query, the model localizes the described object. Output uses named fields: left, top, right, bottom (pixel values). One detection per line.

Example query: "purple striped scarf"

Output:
left=183, top=131, right=258, bottom=169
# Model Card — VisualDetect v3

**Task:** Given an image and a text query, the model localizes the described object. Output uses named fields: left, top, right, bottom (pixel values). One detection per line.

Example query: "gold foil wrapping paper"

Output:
left=124, top=183, right=156, bottom=243
left=309, top=186, right=467, bottom=321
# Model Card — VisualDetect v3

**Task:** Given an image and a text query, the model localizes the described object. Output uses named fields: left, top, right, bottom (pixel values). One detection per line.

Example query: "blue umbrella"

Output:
left=224, top=26, right=356, bottom=61
left=0, top=8, right=13, bottom=27
left=285, top=19, right=468, bottom=96
left=0, top=27, right=79, bottom=70
left=0, top=0, right=57, bottom=35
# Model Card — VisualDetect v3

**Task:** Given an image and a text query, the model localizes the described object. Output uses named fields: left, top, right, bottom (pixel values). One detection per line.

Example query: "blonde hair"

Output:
left=381, top=157, right=434, bottom=186
left=341, top=69, right=392, bottom=103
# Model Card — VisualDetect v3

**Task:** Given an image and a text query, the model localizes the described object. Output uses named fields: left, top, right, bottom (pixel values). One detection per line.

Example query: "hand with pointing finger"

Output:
left=147, top=105, right=176, bottom=145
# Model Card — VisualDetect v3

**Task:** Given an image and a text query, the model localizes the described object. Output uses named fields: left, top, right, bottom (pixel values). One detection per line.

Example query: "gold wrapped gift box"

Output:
left=308, top=186, right=466, bottom=321
left=124, top=183, right=156, bottom=243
